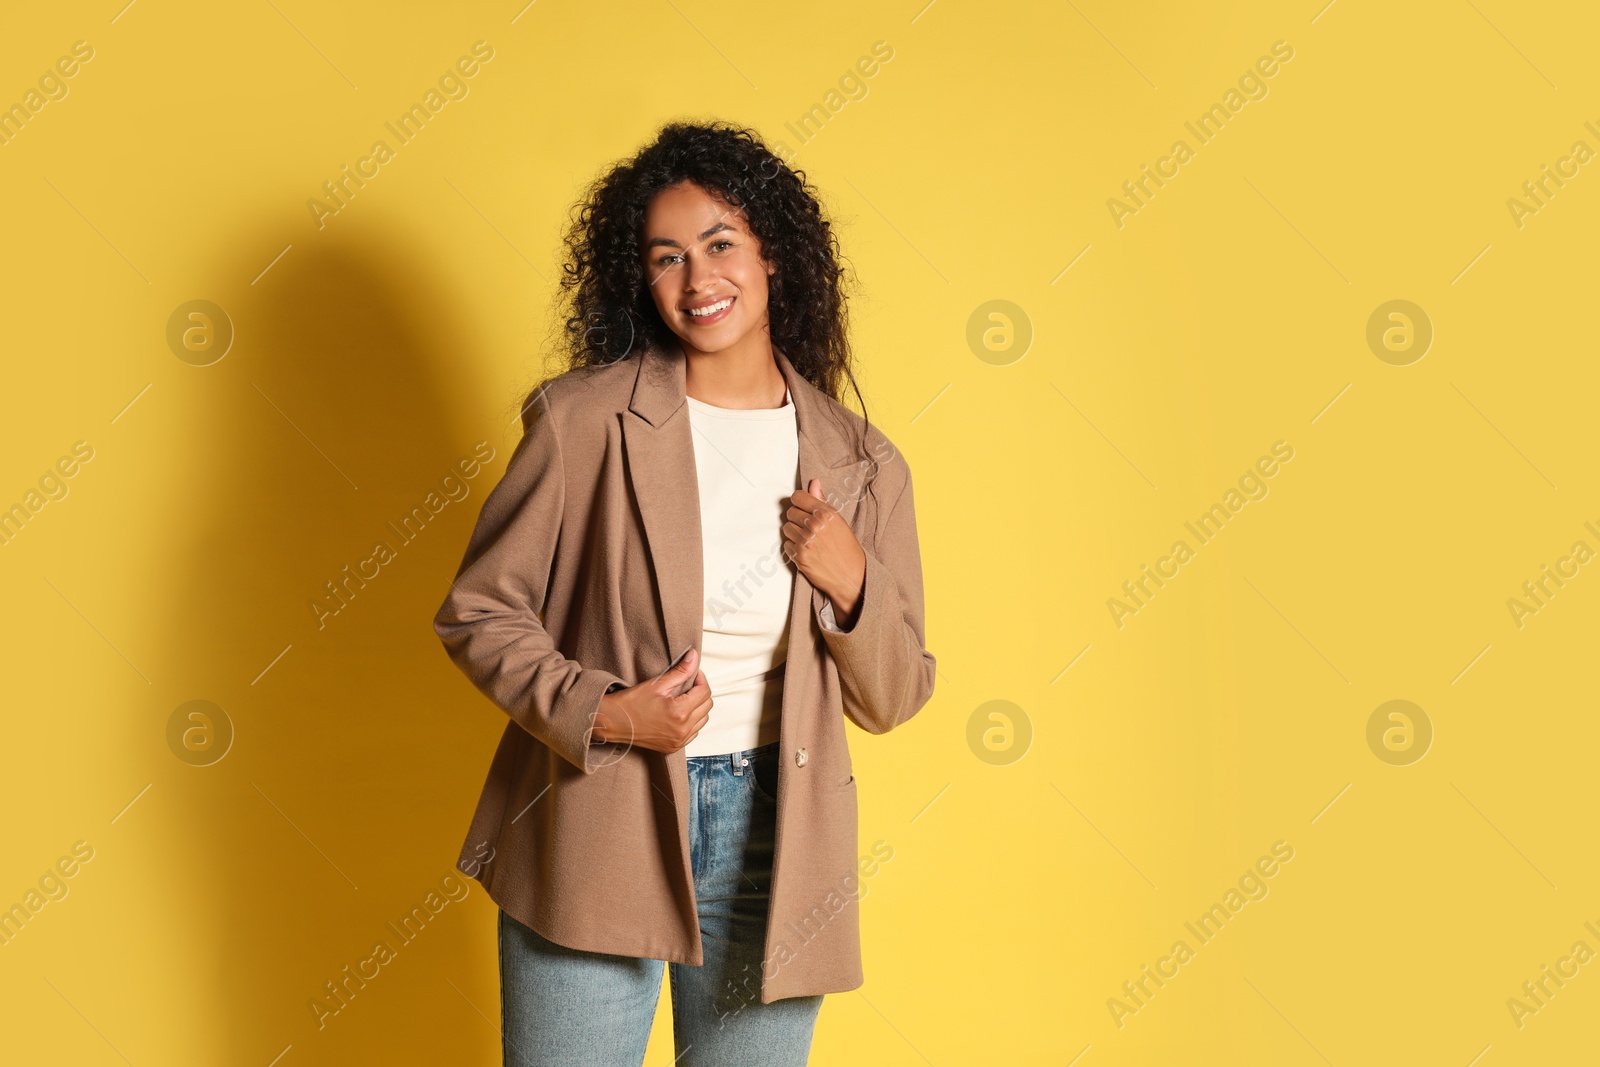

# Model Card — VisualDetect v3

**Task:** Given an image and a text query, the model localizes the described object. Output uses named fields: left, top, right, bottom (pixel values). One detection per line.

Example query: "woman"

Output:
left=433, top=120, right=936, bottom=1066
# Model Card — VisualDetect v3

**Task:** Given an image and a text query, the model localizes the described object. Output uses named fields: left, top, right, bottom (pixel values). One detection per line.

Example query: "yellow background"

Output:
left=3, top=0, right=1597, bottom=1063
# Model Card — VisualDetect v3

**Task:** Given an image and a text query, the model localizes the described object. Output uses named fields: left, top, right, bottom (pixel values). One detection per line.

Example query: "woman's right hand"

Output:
left=593, top=647, right=712, bottom=754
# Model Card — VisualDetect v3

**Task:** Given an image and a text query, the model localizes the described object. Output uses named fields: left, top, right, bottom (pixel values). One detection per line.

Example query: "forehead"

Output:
left=642, top=181, right=749, bottom=235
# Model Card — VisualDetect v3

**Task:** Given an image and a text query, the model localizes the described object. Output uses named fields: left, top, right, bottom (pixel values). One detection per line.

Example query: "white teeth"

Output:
left=688, top=298, right=733, bottom=317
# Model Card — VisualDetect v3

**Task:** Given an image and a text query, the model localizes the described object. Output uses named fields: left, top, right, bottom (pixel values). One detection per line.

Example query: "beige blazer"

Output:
left=433, top=340, right=935, bottom=1003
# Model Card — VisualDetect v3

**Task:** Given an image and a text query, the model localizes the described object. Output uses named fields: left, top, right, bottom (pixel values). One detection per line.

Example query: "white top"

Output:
left=683, top=386, right=799, bottom=757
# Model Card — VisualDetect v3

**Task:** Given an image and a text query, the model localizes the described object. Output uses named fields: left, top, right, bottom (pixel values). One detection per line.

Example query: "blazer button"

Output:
left=795, top=746, right=807, bottom=767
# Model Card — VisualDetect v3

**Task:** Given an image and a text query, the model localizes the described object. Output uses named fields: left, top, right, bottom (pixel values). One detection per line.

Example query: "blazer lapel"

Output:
left=780, top=347, right=869, bottom=533
left=620, top=341, right=704, bottom=686
left=619, top=339, right=867, bottom=825
left=622, top=339, right=866, bottom=669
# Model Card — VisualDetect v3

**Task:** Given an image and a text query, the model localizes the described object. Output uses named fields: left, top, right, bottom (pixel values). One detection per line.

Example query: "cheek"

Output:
left=739, top=256, right=770, bottom=303
left=641, top=265, right=672, bottom=308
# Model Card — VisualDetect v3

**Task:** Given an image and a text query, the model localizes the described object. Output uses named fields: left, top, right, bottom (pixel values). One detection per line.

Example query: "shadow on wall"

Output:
left=158, top=221, right=528, bottom=1063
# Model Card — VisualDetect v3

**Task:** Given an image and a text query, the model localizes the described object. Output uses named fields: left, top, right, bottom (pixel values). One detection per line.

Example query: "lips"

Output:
left=683, top=295, right=735, bottom=325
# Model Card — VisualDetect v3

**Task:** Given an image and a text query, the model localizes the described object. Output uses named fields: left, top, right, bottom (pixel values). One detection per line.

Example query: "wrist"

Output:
left=832, top=568, right=867, bottom=628
left=592, top=683, right=625, bottom=745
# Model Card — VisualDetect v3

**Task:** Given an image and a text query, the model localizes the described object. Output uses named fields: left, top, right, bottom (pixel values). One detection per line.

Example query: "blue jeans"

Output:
left=498, top=741, right=824, bottom=1066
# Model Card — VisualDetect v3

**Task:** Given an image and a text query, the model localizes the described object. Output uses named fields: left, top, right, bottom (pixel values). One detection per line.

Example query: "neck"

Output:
left=681, top=334, right=787, bottom=409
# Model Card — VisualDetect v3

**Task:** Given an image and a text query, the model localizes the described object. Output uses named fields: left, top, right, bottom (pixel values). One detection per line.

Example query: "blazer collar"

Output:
left=626, top=338, right=859, bottom=471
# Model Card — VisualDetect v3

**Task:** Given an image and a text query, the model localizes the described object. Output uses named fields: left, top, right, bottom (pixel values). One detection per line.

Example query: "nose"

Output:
left=683, top=251, right=719, bottom=293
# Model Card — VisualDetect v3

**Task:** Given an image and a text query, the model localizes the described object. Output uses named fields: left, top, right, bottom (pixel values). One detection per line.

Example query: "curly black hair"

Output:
left=515, top=120, right=889, bottom=527
left=544, top=120, right=872, bottom=429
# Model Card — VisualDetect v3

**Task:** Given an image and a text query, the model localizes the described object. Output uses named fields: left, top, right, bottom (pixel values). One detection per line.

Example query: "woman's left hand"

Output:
left=782, top=477, right=867, bottom=626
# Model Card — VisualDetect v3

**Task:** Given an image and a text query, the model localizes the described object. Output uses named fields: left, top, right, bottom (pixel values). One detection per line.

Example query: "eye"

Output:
left=653, top=239, right=731, bottom=267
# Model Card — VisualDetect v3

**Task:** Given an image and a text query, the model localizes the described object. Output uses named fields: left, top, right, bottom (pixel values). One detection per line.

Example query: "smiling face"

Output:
left=640, top=180, right=776, bottom=360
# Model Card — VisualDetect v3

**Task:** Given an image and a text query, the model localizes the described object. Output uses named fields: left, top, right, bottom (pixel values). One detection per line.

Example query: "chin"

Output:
left=669, top=323, right=748, bottom=355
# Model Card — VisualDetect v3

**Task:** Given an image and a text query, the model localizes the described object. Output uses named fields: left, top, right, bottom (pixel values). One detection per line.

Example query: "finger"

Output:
left=780, top=520, right=814, bottom=550
left=776, top=538, right=801, bottom=572
left=690, top=677, right=714, bottom=716
left=651, top=647, right=694, bottom=689
left=788, top=488, right=827, bottom=515
left=797, top=477, right=827, bottom=508
left=788, top=509, right=838, bottom=538
left=677, top=702, right=711, bottom=745
left=789, top=503, right=832, bottom=530
left=688, top=701, right=712, bottom=731
left=674, top=669, right=710, bottom=704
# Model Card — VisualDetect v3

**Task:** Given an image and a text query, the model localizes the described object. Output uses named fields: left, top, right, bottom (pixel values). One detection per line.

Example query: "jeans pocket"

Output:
left=749, top=750, right=780, bottom=805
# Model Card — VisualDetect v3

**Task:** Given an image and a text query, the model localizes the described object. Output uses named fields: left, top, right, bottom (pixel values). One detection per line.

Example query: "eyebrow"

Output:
left=644, top=220, right=735, bottom=251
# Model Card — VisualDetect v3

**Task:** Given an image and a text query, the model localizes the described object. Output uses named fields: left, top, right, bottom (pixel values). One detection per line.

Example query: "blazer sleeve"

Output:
left=433, top=400, right=627, bottom=774
left=813, top=463, right=936, bottom=734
